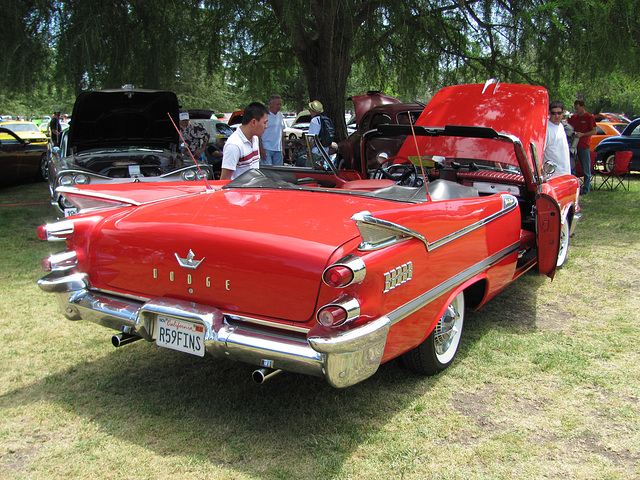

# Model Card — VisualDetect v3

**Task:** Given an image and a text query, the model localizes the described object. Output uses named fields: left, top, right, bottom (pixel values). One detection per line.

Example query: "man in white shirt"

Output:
left=261, top=95, right=285, bottom=165
left=543, top=100, right=572, bottom=177
left=220, top=102, right=269, bottom=180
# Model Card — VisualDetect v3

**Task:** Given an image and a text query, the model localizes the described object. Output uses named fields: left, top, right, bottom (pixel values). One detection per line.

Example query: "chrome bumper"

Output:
left=37, top=272, right=390, bottom=388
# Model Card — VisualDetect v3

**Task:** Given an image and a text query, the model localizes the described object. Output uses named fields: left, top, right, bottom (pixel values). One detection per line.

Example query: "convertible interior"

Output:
left=240, top=128, right=542, bottom=270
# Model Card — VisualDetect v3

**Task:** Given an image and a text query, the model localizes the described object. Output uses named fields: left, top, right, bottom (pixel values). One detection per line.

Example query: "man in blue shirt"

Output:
left=261, top=95, right=285, bottom=166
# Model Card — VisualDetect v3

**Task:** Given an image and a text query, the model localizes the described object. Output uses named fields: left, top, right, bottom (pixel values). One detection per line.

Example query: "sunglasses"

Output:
left=550, top=111, right=563, bottom=115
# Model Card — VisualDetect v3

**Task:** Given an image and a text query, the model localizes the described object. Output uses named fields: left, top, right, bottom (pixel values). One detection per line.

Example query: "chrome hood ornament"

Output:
left=175, top=250, right=205, bottom=270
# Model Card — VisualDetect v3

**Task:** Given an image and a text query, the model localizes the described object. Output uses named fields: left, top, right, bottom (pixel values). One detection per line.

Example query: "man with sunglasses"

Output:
left=543, top=101, right=572, bottom=178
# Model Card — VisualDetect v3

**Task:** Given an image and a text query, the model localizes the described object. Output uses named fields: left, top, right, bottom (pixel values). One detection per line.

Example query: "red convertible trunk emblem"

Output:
left=174, top=250, right=205, bottom=270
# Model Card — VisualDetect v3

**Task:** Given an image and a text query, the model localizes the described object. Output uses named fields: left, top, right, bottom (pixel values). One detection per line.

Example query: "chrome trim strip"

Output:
left=353, top=194, right=518, bottom=252
left=72, top=287, right=311, bottom=334
left=352, top=210, right=427, bottom=251
left=387, top=241, right=519, bottom=326
left=428, top=195, right=518, bottom=251
left=56, top=186, right=142, bottom=206
left=225, top=314, right=310, bottom=334
left=93, top=287, right=152, bottom=303
left=56, top=169, right=113, bottom=181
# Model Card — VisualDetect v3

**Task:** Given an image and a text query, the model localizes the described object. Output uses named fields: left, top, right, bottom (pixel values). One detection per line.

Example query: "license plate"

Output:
left=64, top=207, right=78, bottom=217
left=156, top=316, right=205, bottom=357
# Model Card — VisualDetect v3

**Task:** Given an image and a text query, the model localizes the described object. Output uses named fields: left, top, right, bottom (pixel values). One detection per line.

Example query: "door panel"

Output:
left=536, top=193, right=561, bottom=279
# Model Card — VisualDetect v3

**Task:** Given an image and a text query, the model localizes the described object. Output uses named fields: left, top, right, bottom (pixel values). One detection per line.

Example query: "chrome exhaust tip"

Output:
left=111, top=332, right=142, bottom=348
left=252, top=368, right=283, bottom=384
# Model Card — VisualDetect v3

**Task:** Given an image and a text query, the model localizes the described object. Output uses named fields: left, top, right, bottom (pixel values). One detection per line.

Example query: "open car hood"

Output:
left=415, top=81, right=548, bottom=156
left=349, top=92, right=402, bottom=125
left=67, top=88, right=181, bottom=153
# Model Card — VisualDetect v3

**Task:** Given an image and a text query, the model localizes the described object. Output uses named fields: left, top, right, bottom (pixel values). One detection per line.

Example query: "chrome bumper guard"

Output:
left=37, top=272, right=390, bottom=388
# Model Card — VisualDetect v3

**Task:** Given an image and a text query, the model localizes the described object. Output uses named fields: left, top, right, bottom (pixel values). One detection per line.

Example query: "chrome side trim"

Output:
left=56, top=186, right=142, bottom=206
left=428, top=195, right=518, bottom=251
left=351, top=210, right=427, bottom=251
left=387, top=242, right=519, bottom=326
left=225, top=314, right=311, bottom=334
left=353, top=194, right=518, bottom=252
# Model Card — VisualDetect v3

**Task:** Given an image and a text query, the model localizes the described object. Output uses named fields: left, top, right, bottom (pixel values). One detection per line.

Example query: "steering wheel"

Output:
left=372, top=156, right=423, bottom=187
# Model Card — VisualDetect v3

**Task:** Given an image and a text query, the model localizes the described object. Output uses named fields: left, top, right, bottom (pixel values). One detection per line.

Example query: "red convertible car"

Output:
left=37, top=81, right=580, bottom=388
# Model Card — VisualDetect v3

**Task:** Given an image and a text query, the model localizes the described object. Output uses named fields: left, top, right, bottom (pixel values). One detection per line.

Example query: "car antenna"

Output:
left=167, top=112, right=213, bottom=190
left=408, top=114, right=431, bottom=201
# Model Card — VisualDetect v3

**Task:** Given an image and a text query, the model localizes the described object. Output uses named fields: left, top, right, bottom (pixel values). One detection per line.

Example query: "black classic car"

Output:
left=47, top=85, right=212, bottom=216
left=595, top=117, right=640, bottom=172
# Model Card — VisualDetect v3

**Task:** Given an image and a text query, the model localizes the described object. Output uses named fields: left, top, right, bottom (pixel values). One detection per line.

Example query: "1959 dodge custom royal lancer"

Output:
left=37, top=81, right=580, bottom=388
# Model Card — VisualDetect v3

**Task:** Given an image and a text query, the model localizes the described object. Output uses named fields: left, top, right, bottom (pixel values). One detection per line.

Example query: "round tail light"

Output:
left=322, top=265, right=354, bottom=288
left=317, top=305, right=348, bottom=327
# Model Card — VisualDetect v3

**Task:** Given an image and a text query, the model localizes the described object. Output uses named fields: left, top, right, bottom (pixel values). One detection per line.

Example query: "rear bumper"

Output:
left=37, top=272, right=390, bottom=388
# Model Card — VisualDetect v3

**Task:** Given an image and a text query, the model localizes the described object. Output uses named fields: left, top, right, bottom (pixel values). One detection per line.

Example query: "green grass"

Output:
left=1, top=178, right=639, bottom=479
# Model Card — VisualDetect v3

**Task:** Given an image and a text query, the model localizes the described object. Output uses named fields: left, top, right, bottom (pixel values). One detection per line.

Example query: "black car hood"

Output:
left=67, top=89, right=180, bottom=153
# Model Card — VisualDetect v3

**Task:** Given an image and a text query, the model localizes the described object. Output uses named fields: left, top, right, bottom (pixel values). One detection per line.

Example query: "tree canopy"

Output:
left=2, top=0, right=640, bottom=132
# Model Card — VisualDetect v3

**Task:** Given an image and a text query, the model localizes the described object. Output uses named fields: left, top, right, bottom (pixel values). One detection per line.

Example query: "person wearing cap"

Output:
left=220, top=102, right=269, bottom=180
left=260, top=94, right=286, bottom=166
left=179, top=111, right=210, bottom=163
left=307, top=100, right=328, bottom=155
left=210, top=134, right=227, bottom=158
left=49, top=110, right=62, bottom=147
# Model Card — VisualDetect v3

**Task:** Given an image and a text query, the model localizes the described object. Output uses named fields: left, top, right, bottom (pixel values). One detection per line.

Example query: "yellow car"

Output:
left=0, top=121, right=48, bottom=145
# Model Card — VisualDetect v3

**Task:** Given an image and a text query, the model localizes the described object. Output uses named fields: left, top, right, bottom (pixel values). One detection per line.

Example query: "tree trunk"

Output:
left=269, top=0, right=358, bottom=141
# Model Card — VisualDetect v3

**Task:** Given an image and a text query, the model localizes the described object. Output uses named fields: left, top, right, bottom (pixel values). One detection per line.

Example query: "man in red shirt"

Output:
left=568, top=100, right=597, bottom=195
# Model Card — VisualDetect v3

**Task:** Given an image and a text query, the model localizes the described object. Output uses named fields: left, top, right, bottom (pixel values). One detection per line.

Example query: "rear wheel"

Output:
left=603, top=153, right=616, bottom=172
left=401, top=292, right=465, bottom=375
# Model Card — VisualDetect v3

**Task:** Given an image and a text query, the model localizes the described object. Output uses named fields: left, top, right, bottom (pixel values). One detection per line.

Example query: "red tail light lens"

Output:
left=323, top=265, right=354, bottom=288
left=317, top=306, right=348, bottom=327
left=36, top=225, right=47, bottom=240
left=37, top=220, right=74, bottom=241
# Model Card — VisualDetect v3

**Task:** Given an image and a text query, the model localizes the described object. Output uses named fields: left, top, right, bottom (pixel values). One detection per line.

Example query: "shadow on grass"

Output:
left=0, top=272, right=548, bottom=479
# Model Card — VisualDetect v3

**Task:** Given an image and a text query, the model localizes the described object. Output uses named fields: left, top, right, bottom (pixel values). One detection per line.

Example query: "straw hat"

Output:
left=308, top=100, right=324, bottom=114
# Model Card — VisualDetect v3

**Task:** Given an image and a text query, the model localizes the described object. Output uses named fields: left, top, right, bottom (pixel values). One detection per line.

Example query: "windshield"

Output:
left=3, top=123, right=41, bottom=134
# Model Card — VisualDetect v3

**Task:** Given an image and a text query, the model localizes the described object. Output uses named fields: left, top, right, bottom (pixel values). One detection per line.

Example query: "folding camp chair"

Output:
left=573, top=151, right=597, bottom=190
left=596, top=151, right=632, bottom=191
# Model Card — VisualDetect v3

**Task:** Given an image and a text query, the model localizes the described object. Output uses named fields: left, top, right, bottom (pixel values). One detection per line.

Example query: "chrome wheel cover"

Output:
left=433, top=293, right=464, bottom=364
